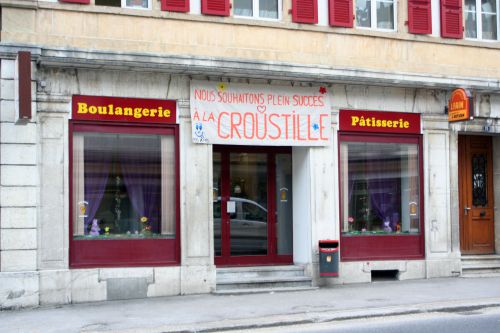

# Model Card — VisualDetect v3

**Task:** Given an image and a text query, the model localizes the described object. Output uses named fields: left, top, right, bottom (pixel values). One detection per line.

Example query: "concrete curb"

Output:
left=83, top=297, right=500, bottom=333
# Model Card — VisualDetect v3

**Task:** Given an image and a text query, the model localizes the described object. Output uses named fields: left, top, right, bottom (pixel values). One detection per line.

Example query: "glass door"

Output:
left=214, top=146, right=293, bottom=266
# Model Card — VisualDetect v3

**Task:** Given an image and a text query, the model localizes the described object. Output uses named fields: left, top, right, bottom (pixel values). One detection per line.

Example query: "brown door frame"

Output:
left=459, top=135, right=495, bottom=254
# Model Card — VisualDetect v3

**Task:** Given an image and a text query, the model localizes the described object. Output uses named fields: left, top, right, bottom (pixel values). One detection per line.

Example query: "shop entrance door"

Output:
left=213, top=146, right=293, bottom=266
left=459, top=135, right=495, bottom=254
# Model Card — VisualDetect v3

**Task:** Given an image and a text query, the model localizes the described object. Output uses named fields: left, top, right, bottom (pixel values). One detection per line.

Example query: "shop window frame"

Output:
left=69, top=121, right=180, bottom=268
left=338, top=132, right=425, bottom=261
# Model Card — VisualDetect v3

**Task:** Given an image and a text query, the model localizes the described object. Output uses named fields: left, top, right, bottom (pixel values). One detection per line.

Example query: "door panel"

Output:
left=459, top=135, right=495, bottom=254
left=214, top=146, right=293, bottom=266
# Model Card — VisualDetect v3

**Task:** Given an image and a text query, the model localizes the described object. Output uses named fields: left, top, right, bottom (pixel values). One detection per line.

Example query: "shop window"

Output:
left=340, top=141, right=420, bottom=236
left=95, top=0, right=151, bottom=9
left=234, top=0, right=280, bottom=19
left=356, top=0, right=396, bottom=30
left=70, top=123, right=179, bottom=267
left=465, top=0, right=499, bottom=40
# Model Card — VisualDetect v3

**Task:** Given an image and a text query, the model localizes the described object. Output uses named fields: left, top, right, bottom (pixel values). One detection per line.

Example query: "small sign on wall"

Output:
left=448, top=88, right=473, bottom=122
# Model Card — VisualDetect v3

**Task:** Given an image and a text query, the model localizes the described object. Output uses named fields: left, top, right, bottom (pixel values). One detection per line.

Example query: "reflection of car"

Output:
left=214, top=197, right=268, bottom=255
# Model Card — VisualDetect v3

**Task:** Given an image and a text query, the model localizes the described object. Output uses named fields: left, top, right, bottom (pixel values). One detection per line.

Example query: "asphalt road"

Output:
left=231, top=306, right=500, bottom=333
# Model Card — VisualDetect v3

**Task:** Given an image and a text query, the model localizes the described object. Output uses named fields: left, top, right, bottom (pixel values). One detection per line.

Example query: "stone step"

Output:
left=214, top=285, right=318, bottom=295
left=216, top=265, right=306, bottom=282
left=216, top=276, right=313, bottom=291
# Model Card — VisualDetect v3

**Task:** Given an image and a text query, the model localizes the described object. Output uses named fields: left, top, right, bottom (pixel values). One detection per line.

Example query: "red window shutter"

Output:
left=162, top=0, right=189, bottom=12
left=329, top=0, right=353, bottom=27
left=408, top=0, right=432, bottom=34
left=59, top=0, right=90, bottom=3
left=201, top=0, right=230, bottom=16
left=440, top=0, right=463, bottom=38
left=292, top=0, right=318, bottom=24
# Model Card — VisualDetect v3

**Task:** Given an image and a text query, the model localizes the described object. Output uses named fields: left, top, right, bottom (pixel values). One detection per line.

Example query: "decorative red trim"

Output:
left=339, top=109, right=421, bottom=134
left=17, top=51, right=32, bottom=122
left=408, top=0, right=432, bottom=34
left=440, top=0, right=463, bottom=38
left=329, top=0, right=353, bottom=27
left=72, top=95, right=177, bottom=125
left=320, top=272, right=339, bottom=277
left=292, top=0, right=318, bottom=24
left=161, top=0, right=190, bottom=12
left=69, top=120, right=181, bottom=268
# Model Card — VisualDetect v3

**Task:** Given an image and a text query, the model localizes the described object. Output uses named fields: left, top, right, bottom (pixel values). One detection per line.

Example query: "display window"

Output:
left=338, top=110, right=424, bottom=261
left=69, top=96, right=179, bottom=268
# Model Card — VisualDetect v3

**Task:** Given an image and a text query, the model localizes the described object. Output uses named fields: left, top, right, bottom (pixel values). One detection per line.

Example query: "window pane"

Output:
left=482, top=13, right=498, bottom=39
left=340, top=141, right=420, bottom=235
left=125, top=0, right=149, bottom=8
left=95, top=0, right=121, bottom=6
left=276, top=154, right=293, bottom=255
left=377, top=0, right=394, bottom=29
left=465, top=10, right=478, bottom=38
left=235, top=0, right=253, bottom=16
left=260, top=0, right=279, bottom=18
left=356, top=0, right=372, bottom=27
left=465, top=0, right=476, bottom=11
left=481, top=0, right=496, bottom=13
left=73, top=132, right=175, bottom=240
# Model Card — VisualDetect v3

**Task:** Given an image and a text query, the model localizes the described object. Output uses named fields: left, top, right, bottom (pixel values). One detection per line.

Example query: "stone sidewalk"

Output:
left=1, top=276, right=500, bottom=333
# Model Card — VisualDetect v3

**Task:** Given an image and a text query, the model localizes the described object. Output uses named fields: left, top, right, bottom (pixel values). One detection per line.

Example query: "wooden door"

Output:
left=459, top=135, right=495, bottom=254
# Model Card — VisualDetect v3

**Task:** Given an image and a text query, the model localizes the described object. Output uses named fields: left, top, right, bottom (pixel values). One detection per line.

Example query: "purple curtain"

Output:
left=84, top=136, right=113, bottom=234
left=367, top=160, right=400, bottom=230
left=119, top=136, right=161, bottom=233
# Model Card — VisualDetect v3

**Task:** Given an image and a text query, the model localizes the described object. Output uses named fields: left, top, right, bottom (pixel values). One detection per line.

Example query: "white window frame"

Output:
left=355, top=0, right=397, bottom=31
left=465, top=0, right=500, bottom=41
left=233, top=0, right=283, bottom=21
left=122, top=0, right=152, bottom=10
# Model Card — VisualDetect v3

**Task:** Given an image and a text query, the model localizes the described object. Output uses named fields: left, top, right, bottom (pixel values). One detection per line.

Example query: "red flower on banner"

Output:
left=319, top=86, right=327, bottom=94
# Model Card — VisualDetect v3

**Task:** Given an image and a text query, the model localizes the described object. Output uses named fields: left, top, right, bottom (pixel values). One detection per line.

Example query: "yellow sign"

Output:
left=448, top=89, right=472, bottom=122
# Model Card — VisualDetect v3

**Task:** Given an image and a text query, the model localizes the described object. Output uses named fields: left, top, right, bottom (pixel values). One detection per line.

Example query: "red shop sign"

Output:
left=339, top=110, right=421, bottom=134
left=72, top=95, right=177, bottom=124
left=448, top=88, right=472, bottom=122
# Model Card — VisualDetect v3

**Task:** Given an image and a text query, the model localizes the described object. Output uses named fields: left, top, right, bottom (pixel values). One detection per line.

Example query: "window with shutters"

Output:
left=234, top=0, right=281, bottom=19
left=95, top=0, right=151, bottom=10
left=356, top=0, right=396, bottom=30
left=465, top=0, right=499, bottom=40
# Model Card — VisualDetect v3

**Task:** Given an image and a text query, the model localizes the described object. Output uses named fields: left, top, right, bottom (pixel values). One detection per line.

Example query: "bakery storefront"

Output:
left=190, top=81, right=331, bottom=266
left=69, top=95, right=180, bottom=268
left=338, top=110, right=425, bottom=261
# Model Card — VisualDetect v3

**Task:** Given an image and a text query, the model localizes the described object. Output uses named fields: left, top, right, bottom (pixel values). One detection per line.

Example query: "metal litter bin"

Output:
left=319, top=240, right=339, bottom=277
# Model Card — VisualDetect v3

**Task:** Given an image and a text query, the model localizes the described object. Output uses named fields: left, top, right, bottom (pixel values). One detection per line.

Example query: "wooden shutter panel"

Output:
left=202, top=0, right=230, bottom=16
left=59, top=0, right=90, bottom=3
left=329, top=0, right=353, bottom=27
left=408, top=0, right=432, bottom=34
left=162, top=0, right=189, bottom=12
left=292, top=0, right=318, bottom=24
left=440, top=0, right=463, bottom=38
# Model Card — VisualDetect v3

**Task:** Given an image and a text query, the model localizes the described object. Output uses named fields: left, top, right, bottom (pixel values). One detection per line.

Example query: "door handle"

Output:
left=464, top=207, right=471, bottom=215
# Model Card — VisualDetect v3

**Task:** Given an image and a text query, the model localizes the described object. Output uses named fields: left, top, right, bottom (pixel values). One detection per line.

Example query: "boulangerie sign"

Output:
left=190, top=81, right=331, bottom=146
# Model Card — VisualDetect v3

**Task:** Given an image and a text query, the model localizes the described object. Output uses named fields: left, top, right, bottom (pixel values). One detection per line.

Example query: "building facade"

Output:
left=0, top=0, right=499, bottom=309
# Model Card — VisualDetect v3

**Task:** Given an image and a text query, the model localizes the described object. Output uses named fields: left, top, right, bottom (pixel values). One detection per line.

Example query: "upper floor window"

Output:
left=356, top=0, right=396, bottom=30
left=95, top=0, right=151, bottom=9
left=234, top=0, right=280, bottom=19
left=465, top=0, right=499, bottom=40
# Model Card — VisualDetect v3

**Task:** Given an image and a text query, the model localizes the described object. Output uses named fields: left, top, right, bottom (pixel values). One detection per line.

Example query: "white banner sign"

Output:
left=190, top=81, right=331, bottom=146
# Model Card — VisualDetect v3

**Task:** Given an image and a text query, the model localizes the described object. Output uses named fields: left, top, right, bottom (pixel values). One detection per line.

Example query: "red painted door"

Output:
left=459, top=135, right=495, bottom=254
left=213, top=146, right=293, bottom=266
